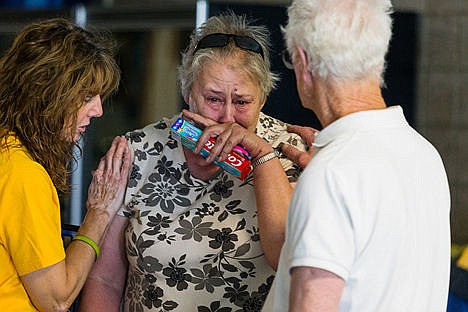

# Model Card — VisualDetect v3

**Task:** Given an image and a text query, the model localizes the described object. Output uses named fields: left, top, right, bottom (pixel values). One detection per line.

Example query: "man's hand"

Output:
left=282, top=124, right=319, bottom=169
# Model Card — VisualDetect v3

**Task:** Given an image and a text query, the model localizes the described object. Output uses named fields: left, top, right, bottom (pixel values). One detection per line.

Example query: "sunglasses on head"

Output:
left=193, top=33, right=265, bottom=59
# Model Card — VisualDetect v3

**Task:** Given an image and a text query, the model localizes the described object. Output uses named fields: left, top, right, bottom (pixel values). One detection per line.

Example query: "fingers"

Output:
left=194, top=123, right=223, bottom=157
left=109, top=137, right=122, bottom=177
left=86, top=136, right=131, bottom=216
left=182, top=109, right=217, bottom=127
left=181, top=109, right=265, bottom=162
left=287, top=124, right=319, bottom=147
left=181, top=109, right=223, bottom=157
left=197, top=123, right=261, bottom=163
left=281, top=144, right=312, bottom=169
left=208, top=124, right=243, bottom=162
left=92, top=155, right=106, bottom=181
left=121, top=142, right=132, bottom=180
left=92, top=136, right=129, bottom=192
left=102, top=136, right=128, bottom=178
left=111, top=136, right=130, bottom=177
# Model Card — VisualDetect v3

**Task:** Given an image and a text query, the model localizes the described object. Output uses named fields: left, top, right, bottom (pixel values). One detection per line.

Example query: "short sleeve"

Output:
left=2, top=161, right=65, bottom=276
left=284, top=163, right=355, bottom=280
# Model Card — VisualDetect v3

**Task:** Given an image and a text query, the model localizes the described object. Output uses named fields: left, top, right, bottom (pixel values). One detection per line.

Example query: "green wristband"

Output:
left=73, top=234, right=100, bottom=259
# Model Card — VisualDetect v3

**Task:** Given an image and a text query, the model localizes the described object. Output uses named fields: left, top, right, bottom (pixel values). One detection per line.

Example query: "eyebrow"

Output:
left=205, top=89, right=225, bottom=96
left=204, top=88, right=254, bottom=100
left=232, top=92, right=254, bottom=99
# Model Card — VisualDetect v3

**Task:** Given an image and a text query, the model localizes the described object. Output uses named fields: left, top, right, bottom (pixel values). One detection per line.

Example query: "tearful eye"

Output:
left=208, top=96, right=220, bottom=102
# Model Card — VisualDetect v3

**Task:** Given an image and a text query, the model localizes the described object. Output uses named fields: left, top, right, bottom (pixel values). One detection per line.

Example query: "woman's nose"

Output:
left=90, top=95, right=103, bottom=118
left=219, top=103, right=235, bottom=123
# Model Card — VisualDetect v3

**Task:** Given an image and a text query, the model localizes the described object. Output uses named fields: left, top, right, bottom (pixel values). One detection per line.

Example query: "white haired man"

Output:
left=264, top=0, right=451, bottom=311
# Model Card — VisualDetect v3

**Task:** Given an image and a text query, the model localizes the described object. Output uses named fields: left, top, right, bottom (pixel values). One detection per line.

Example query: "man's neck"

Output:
left=315, top=79, right=386, bottom=127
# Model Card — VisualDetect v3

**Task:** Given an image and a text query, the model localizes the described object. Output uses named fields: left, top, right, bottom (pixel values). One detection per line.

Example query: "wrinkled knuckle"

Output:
left=298, top=154, right=311, bottom=165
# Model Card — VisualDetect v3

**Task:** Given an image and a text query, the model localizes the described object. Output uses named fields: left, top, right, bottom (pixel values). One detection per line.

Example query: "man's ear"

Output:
left=295, top=44, right=313, bottom=86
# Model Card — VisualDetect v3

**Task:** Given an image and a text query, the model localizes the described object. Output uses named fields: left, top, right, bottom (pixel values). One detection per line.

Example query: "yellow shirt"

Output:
left=0, top=136, right=65, bottom=311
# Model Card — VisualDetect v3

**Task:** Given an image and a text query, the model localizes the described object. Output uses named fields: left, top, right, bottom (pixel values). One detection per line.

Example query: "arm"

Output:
left=79, top=215, right=129, bottom=311
left=251, top=144, right=292, bottom=270
left=21, top=136, right=131, bottom=312
left=182, top=110, right=292, bottom=269
left=289, top=266, right=345, bottom=312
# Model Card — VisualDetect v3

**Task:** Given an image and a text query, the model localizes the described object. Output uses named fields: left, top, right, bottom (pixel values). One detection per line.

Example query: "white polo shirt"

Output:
left=263, top=106, right=451, bottom=312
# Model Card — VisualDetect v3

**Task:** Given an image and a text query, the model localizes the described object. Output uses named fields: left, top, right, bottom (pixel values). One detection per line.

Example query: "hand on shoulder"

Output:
left=282, top=124, right=319, bottom=169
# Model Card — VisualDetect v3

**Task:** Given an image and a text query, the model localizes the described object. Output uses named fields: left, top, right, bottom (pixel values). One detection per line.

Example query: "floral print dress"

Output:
left=119, top=112, right=306, bottom=312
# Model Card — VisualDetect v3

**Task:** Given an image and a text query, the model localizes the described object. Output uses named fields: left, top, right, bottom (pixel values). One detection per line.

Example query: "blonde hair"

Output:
left=178, top=12, right=279, bottom=102
left=0, top=18, right=120, bottom=192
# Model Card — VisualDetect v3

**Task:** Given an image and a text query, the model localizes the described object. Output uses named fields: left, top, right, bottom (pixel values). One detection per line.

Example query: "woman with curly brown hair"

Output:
left=0, top=18, right=131, bottom=311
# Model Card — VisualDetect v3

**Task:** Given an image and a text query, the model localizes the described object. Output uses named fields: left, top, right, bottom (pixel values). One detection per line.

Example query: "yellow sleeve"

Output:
left=2, top=157, right=65, bottom=276
left=457, top=246, right=468, bottom=271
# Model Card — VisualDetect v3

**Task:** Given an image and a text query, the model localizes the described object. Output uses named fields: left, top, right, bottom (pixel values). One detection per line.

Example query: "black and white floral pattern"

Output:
left=120, top=113, right=306, bottom=312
